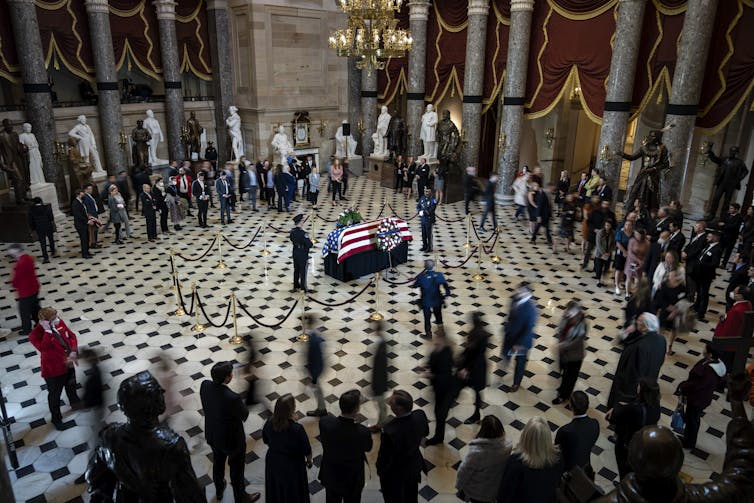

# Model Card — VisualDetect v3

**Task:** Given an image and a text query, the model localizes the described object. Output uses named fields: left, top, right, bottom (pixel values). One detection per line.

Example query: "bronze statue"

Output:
left=387, top=109, right=407, bottom=161
left=597, top=374, right=754, bottom=502
left=619, top=129, right=671, bottom=213
left=67, top=137, right=93, bottom=191
left=130, top=120, right=152, bottom=170
left=0, top=118, right=28, bottom=203
left=706, top=145, right=749, bottom=219
left=436, top=109, right=461, bottom=176
left=186, top=112, right=202, bottom=158
left=86, top=371, right=205, bottom=502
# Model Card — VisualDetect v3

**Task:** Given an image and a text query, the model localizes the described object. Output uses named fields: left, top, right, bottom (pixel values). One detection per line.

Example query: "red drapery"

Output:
left=109, top=0, right=162, bottom=79
left=377, top=2, right=409, bottom=106
left=35, top=0, right=95, bottom=82
left=424, top=0, right=468, bottom=103
left=0, top=0, right=19, bottom=82
left=176, top=0, right=212, bottom=79
left=482, top=0, right=510, bottom=111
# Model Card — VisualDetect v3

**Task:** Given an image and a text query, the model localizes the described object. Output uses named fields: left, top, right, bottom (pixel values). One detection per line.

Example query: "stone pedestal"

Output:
left=30, top=183, right=65, bottom=220
left=367, top=156, right=388, bottom=183
left=346, top=156, right=363, bottom=176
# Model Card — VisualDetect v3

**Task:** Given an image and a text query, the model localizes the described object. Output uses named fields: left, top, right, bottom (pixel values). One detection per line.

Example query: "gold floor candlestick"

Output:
left=463, top=214, right=472, bottom=249
left=216, top=232, right=227, bottom=269
left=229, top=292, right=242, bottom=344
left=297, top=291, right=309, bottom=342
left=369, top=273, right=384, bottom=321
left=190, top=283, right=206, bottom=333
left=472, top=241, right=485, bottom=281
left=490, top=226, right=502, bottom=264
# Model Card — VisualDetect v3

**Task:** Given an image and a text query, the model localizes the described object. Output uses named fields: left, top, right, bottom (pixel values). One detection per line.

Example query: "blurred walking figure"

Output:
left=423, top=326, right=455, bottom=445
left=304, top=314, right=327, bottom=417
left=369, top=320, right=390, bottom=432
left=243, top=338, right=260, bottom=407
left=553, top=300, right=587, bottom=405
left=501, top=283, right=539, bottom=392
left=456, top=311, right=490, bottom=424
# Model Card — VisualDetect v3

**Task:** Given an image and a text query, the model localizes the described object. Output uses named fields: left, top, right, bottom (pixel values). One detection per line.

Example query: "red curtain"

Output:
left=109, top=0, right=162, bottom=78
left=0, top=0, right=19, bottom=81
left=378, top=2, right=409, bottom=105
left=176, top=0, right=212, bottom=79
left=482, top=0, right=510, bottom=109
left=424, top=0, right=468, bottom=102
left=35, top=0, right=94, bottom=81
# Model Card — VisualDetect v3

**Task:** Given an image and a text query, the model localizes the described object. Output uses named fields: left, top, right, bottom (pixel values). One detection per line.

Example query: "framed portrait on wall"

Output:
left=295, top=123, right=309, bottom=146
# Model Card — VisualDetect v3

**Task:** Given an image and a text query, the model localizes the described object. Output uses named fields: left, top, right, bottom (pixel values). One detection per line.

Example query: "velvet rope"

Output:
left=236, top=298, right=300, bottom=329
left=222, top=226, right=262, bottom=250
left=173, top=236, right=218, bottom=261
left=307, top=279, right=375, bottom=307
left=195, top=289, right=233, bottom=328
left=441, top=248, right=480, bottom=269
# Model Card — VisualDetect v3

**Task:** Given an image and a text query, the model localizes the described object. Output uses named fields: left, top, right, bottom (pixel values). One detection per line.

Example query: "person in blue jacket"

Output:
left=502, top=282, right=539, bottom=392
left=413, top=259, right=451, bottom=339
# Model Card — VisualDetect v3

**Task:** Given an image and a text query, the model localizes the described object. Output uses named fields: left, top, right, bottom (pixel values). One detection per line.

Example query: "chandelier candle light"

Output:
left=329, top=0, right=413, bottom=73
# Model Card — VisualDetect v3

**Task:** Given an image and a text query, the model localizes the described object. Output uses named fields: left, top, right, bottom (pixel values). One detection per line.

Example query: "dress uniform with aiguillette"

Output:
left=290, top=214, right=313, bottom=292
left=417, top=188, right=437, bottom=253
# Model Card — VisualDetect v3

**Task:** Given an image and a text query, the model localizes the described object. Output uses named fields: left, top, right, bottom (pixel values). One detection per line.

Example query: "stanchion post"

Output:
left=169, top=248, right=177, bottom=291
left=490, top=226, right=502, bottom=264
left=309, top=209, right=318, bottom=244
left=262, top=230, right=271, bottom=257
left=229, top=292, right=242, bottom=344
left=472, top=240, right=485, bottom=281
left=173, top=273, right=185, bottom=317
left=463, top=213, right=472, bottom=249
left=369, top=273, right=384, bottom=321
left=297, top=291, right=309, bottom=342
left=216, top=231, right=227, bottom=269
left=434, top=252, right=441, bottom=273
left=190, top=283, right=205, bottom=333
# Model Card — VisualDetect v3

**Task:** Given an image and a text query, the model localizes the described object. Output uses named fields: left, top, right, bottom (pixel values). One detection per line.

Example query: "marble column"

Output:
left=496, top=0, right=534, bottom=202
left=207, top=0, right=234, bottom=165
left=6, top=0, right=67, bottom=204
left=596, top=0, right=647, bottom=205
left=84, top=0, right=125, bottom=174
left=154, top=0, right=184, bottom=163
left=361, top=68, right=377, bottom=156
left=661, top=0, right=718, bottom=204
left=406, top=0, right=430, bottom=157
left=348, top=58, right=362, bottom=154
left=461, top=0, right=490, bottom=169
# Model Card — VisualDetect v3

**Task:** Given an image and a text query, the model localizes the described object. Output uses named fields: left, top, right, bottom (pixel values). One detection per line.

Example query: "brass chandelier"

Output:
left=328, top=0, right=413, bottom=72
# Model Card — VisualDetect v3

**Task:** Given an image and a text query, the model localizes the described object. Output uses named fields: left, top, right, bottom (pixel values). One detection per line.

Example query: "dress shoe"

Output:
left=425, top=437, right=443, bottom=446
left=51, top=419, right=65, bottom=431
left=238, top=493, right=261, bottom=503
left=216, top=480, right=227, bottom=499
left=510, top=384, right=520, bottom=392
left=552, top=396, right=565, bottom=405
left=463, top=414, right=480, bottom=425
left=43, top=258, right=50, bottom=264
left=306, top=409, right=327, bottom=417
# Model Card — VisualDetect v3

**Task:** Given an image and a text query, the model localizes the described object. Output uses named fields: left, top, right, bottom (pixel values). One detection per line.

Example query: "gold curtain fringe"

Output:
left=547, top=0, right=617, bottom=21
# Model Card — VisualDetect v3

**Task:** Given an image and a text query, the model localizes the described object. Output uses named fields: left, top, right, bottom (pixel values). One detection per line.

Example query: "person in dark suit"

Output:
left=28, top=197, right=56, bottom=263
left=554, top=391, right=599, bottom=476
left=290, top=214, right=314, bottom=293
left=71, top=189, right=92, bottom=258
left=215, top=170, right=233, bottom=225
left=192, top=171, right=211, bottom=227
left=370, top=320, right=390, bottom=431
left=718, top=203, right=743, bottom=268
left=595, top=176, right=612, bottom=202
left=531, top=182, right=553, bottom=246
left=682, top=220, right=707, bottom=301
left=304, top=314, right=327, bottom=417
left=464, top=166, right=480, bottom=214
left=376, top=390, right=429, bottom=503
left=416, top=158, right=430, bottom=198
left=456, top=311, right=490, bottom=425
left=726, top=253, right=749, bottom=309
left=666, top=220, right=686, bottom=255
left=199, top=361, right=260, bottom=503
left=318, top=390, right=373, bottom=503
left=693, top=229, right=723, bottom=321
left=503, top=283, right=539, bottom=392
left=424, top=327, right=454, bottom=445
left=140, top=184, right=158, bottom=241
left=643, top=230, right=668, bottom=281
left=478, top=175, right=498, bottom=232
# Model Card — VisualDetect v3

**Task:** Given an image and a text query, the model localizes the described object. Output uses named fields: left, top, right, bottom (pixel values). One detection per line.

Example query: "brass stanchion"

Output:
left=229, top=292, right=242, bottom=344
left=490, top=226, right=502, bottom=264
left=190, top=283, right=205, bottom=333
left=297, top=291, right=309, bottom=342
left=309, top=209, right=318, bottom=244
left=434, top=252, right=441, bottom=273
left=472, top=240, right=485, bottom=281
left=216, top=231, right=227, bottom=269
left=169, top=248, right=177, bottom=291
left=262, top=235, right=271, bottom=257
left=173, top=274, right=186, bottom=316
left=369, top=273, right=384, bottom=321
left=463, top=214, right=472, bottom=249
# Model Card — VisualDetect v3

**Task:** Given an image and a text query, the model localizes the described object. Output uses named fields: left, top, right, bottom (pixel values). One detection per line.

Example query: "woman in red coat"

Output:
left=29, top=307, right=81, bottom=429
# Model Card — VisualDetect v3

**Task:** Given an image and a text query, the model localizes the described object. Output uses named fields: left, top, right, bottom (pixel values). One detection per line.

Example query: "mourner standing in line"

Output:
left=290, top=214, right=313, bottom=293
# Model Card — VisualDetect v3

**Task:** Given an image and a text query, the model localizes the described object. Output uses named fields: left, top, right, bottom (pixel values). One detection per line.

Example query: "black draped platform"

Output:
left=324, top=241, right=409, bottom=281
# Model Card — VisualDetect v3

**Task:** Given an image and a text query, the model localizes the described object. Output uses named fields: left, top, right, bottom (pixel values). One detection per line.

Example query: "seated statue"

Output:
left=86, top=371, right=205, bottom=502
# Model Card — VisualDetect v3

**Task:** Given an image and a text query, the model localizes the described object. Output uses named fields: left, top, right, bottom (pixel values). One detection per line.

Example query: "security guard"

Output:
left=413, top=259, right=451, bottom=338
left=290, top=214, right=314, bottom=292
left=417, top=187, right=437, bottom=253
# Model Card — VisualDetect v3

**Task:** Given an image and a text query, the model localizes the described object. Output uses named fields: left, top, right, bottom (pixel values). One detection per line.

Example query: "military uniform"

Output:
left=417, top=193, right=437, bottom=252
left=290, top=217, right=313, bottom=292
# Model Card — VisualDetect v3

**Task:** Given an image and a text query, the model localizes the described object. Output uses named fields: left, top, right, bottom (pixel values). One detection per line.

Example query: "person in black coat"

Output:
left=666, top=220, right=686, bottom=255
left=424, top=327, right=455, bottom=445
left=456, top=311, right=489, bottom=425
left=554, top=391, right=599, bottom=476
left=318, top=390, right=373, bottom=503
left=478, top=175, right=498, bottom=232
left=71, top=189, right=92, bottom=258
left=416, top=158, right=430, bottom=199
left=28, top=197, right=56, bottom=262
left=717, top=203, right=743, bottom=268
left=531, top=182, right=553, bottom=246
left=140, top=184, right=158, bottom=241
left=199, top=362, right=260, bottom=503
left=370, top=320, right=390, bottom=430
left=192, top=171, right=211, bottom=227
left=304, top=314, right=327, bottom=416
left=376, top=390, right=429, bottom=503
left=693, top=230, right=723, bottom=321
left=726, top=253, right=749, bottom=309
left=682, top=220, right=708, bottom=301
left=115, top=171, right=131, bottom=212
left=152, top=178, right=170, bottom=233
left=642, top=230, right=668, bottom=281
left=464, top=166, right=480, bottom=214
left=595, top=176, right=613, bottom=202
left=132, top=168, right=151, bottom=212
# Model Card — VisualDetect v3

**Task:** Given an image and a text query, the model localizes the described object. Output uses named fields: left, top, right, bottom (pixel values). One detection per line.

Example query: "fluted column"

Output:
left=406, top=0, right=430, bottom=156
left=496, top=0, right=534, bottom=202
left=361, top=68, right=377, bottom=156
left=84, top=0, right=125, bottom=174
left=6, top=0, right=67, bottom=203
left=207, top=0, right=234, bottom=164
left=661, top=0, right=718, bottom=204
left=348, top=58, right=363, bottom=154
left=596, top=0, right=647, bottom=205
left=461, top=0, right=490, bottom=169
left=154, top=0, right=184, bottom=162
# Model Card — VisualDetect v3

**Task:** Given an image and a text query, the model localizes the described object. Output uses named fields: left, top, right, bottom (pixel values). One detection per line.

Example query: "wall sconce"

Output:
left=700, top=140, right=712, bottom=167
left=317, top=121, right=328, bottom=137
left=545, top=128, right=554, bottom=148
left=118, top=131, right=128, bottom=149
left=571, top=86, right=581, bottom=101
left=600, top=144, right=611, bottom=162
left=498, top=132, right=507, bottom=153
left=357, top=119, right=365, bottom=136
left=53, top=141, right=68, bottom=161
left=461, top=128, right=468, bottom=143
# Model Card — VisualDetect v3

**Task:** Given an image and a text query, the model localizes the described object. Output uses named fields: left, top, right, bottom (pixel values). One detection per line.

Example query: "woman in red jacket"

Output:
left=29, top=307, right=81, bottom=429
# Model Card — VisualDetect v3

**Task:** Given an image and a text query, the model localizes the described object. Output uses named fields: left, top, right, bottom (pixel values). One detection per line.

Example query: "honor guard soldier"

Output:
left=290, top=214, right=313, bottom=293
left=417, top=187, right=438, bottom=253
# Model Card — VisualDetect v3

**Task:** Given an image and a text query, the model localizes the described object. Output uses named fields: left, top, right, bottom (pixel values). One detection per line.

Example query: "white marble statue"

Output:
left=334, top=120, right=357, bottom=158
left=200, top=127, right=207, bottom=160
left=372, top=106, right=391, bottom=158
left=226, top=106, right=244, bottom=162
left=420, top=104, right=438, bottom=161
left=143, top=109, right=165, bottom=165
left=18, top=123, right=45, bottom=186
left=68, top=115, right=104, bottom=175
left=271, top=125, right=294, bottom=160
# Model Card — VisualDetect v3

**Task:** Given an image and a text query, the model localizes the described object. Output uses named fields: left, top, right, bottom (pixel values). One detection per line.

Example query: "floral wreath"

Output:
left=337, top=207, right=362, bottom=228
left=376, top=218, right=402, bottom=252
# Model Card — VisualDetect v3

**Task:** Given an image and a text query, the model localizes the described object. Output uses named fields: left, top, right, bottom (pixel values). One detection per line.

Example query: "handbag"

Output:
left=670, top=398, right=685, bottom=433
left=557, top=466, right=602, bottom=503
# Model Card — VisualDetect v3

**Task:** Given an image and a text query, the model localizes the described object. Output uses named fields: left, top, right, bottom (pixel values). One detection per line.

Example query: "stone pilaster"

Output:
left=6, top=0, right=67, bottom=204
left=661, top=0, right=719, bottom=204
left=461, top=0, right=490, bottom=169
left=207, top=0, right=234, bottom=164
left=496, top=0, right=534, bottom=202
left=84, top=0, right=125, bottom=174
left=406, top=0, right=430, bottom=156
left=361, top=68, right=377, bottom=156
left=596, top=0, right=647, bottom=205
left=348, top=58, right=363, bottom=154
left=154, top=0, right=184, bottom=162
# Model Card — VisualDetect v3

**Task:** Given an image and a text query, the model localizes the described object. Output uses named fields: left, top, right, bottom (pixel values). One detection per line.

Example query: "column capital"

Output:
left=408, top=0, right=431, bottom=22
left=84, top=0, right=109, bottom=14
left=468, top=0, right=490, bottom=17
left=510, top=0, right=535, bottom=12
left=154, top=0, right=177, bottom=20
left=206, top=0, right=228, bottom=10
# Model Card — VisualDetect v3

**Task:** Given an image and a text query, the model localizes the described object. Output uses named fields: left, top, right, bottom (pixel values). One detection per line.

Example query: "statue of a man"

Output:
left=373, top=106, right=391, bottom=157
left=226, top=106, right=244, bottom=162
left=86, top=371, right=205, bottom=502
left=436, top=110, right=460, bottom=164
left=387, top=109, right=407, bottom=160
left=619, top=129, right=670, bottom=213
left=143, top=110, right=164, bottom=166
left=186, top=112, right=202, bottom=157
left=420, top=104, right=438, bottom=161
left=131, top=120, right=152, bottom=170
left=271, top=125, right=294, bottom=161
left=67, top=137, right=93, bottom=191
left=0, top=118, right=28, bottom=203
left=706, top=145, right=749, bottom=219
left=334, top=120, right=357, bottom=158
left=68, top=115, right=104, bottom=175
left=19, top=123, right=45, bottom=186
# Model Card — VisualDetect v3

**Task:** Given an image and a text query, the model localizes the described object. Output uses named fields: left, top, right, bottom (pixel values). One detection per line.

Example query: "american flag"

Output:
left=322, top=217, right=413, bottom=263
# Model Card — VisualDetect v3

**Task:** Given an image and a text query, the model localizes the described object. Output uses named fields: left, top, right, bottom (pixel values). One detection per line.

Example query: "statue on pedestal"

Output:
left=131, top=120, right=152, bottom=170
left=387, top=109, right=407, bottom=161
left=335, top=120, right=357, bottom=158
left=67, top=137, right=93, bottom=191
left=185, top=112, right=202, bottom=159
left=86, top=371, right=205, bottom=502
left=0, top=119, right=29, bottom=203
left=226, top=106, right=244, bottom=162
left=18, top=123, right=45, bottom=186
left=143, top=110, right=165, bottom=166
left=705, top=145, right=749, bottom=219
left=68, top=115, right=104, bottom=175
left=619, top=128, right=671, bottom=213
left=372, top=106, right=391, bottom=158
left=436, top=110, right=461, bottom=176
left=420, top=104, right=438, bottom=161
left=271, top=125, right=294, bottom=161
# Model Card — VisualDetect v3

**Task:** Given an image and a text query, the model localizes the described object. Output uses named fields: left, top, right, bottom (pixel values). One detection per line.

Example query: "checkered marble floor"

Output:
left=0, top=174, right=742, bottom=502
